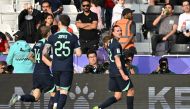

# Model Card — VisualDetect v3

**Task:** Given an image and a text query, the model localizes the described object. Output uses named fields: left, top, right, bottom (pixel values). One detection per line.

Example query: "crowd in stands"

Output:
left=0, top=0, right=190, bottom=74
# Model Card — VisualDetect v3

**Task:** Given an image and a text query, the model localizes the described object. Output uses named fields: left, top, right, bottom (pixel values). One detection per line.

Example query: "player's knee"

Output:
left=114, top=95, right=122, bottom=101
left=127, top=88, right=135, bottom=96
left=60, top=89, right=68, bottom=95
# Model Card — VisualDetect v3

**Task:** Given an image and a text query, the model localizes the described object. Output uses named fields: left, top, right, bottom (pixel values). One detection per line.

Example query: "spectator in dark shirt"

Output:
left=36, top=0, right=63, bottom=15
left=76, top=0, right=99, bottom=54
left=83, top=50, right=108, bottom=74
left=18, top=3, right=42, bottom=43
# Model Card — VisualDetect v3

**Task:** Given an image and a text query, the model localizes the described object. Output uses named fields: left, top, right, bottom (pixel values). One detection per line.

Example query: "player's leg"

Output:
left=41, top=73, right=56, bottom=109
left=9, top=88, right=41, bottom=106
left=52, top=71, right=61, bottom=109
left=57, top=71, right=73, bottom=109
left=93, top=77, right=121, bottom=109
left=117, top=77, right=134, bottom=109
left=9, top=74, right=41, bottom=106
left=126, top=87, right=134, bottom=109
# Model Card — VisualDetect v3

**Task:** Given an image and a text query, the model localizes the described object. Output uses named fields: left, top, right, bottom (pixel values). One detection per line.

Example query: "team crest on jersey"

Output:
left=36, top=42, right=42, bottom=47
left=116, top=48, right=120, bottom=54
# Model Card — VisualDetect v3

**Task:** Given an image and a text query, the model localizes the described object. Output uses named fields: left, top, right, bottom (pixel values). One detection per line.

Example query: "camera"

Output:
left=159, top=62, right=168, bottom=73
left=84, top=65, right=95, bottom=73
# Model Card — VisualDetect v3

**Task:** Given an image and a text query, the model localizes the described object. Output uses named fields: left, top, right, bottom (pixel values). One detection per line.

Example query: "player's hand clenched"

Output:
left=122, top=74, right=129, bottom=81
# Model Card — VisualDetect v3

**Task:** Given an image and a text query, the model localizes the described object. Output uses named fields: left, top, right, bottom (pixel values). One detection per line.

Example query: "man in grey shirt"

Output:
left=151, top=3, right=178, bottom=55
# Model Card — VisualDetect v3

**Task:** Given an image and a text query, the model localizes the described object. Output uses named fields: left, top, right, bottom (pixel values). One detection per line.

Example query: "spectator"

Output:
left=151, top=57, right=174, bottom=74
left=0, top=32, right=9, bottom=55
left=151, top=3, right=178, bottom=55
left=104, top=0, right=115, bottom=30
left=18, top=3, right=42, bottom=43
left=36, top=0, right=63, bottom=16
left=0, top=61, right=13, bottom=74
left=111, top=0, right=126, bottom=25
left=123, top=51, right=138, bottom=74
left=90, top=0, right=104, bottom=30
left=83, top=50, right=108, bottom=74
left=115, top=8, right=137, bottom=55
left=35, top=13, right=55, bottom=42
left=176, top=0, right=190, bottom=44
left=76, top=0, right=99, bottom=54
left=6, top=31, right=34, bottom=73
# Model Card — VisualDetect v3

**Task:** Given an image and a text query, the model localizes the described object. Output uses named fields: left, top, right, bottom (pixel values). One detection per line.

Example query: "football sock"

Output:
left=127, top=96, right=134, bottom=109
left=20, top=94, right=36, bottom=102
left=57, top=94, right=67, bottom=109
left=48, top=97, right=54, bottom=109
left=98, top=96, right=117, bottom=109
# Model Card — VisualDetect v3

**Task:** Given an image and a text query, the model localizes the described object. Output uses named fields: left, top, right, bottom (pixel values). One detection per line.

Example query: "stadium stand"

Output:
left=62, top=5, right=78, bottom=24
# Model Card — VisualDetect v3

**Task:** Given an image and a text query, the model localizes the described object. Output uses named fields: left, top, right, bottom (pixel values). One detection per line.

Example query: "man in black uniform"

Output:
left=76, top=0, right=99, bottom=54
left=9, top=26, right=56, bottom=109
left=93, top=25, right=134, bottom=109
left=43, top=14, right=82, bottom=109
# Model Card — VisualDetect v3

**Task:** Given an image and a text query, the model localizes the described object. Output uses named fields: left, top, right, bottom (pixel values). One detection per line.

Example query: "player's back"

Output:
left=32, top=38, right=50, bottom=74
left=48, top=29, right=79, bottom=72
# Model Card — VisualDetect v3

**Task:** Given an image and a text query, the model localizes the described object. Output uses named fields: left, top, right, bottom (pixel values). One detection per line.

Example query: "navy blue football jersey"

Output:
left=31, top=38, right=50, bottom=74
left=108, top=38, right=126, bottom=77
left=47, top=29, right=80, bottom=71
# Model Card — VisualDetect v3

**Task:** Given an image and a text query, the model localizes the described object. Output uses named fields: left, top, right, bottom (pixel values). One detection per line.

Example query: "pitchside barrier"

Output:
left=0, top=74, right=190, bottom=109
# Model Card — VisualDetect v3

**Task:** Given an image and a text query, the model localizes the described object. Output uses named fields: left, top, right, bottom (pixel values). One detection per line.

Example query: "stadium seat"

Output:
left=1, top=13, right=19, bottom=32
left=0, top=0, right=14, bottom=5
left=142, top=5, right=162, bottom=40
left=15, top=0, right=35, bottom=12
left=69, top=24, right=79, bottom=37
left=170, top=44, right=190, bottom=54
left=63, top=5, right=78, bottom=13
left=174, top=6, right=183, bottom=15
left=0, top=4, right=15, bottom=13
left=63, top=5, right=78, bottom=24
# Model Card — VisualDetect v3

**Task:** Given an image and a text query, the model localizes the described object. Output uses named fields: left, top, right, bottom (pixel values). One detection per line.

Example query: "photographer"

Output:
left=124, top=51, right=138, bottom=75
left=83, top=49, right=109, bottom=74
left=0, top=61, right=13, bottom=74
left=151, top=57, right=174, bottom=74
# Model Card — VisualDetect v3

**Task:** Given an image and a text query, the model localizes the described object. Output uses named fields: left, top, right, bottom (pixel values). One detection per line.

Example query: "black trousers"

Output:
left=151, top=35, right=165, bottom=52
left=79, top=39, right=99, bottom=54
left=176, top=33, right=190, bottom=44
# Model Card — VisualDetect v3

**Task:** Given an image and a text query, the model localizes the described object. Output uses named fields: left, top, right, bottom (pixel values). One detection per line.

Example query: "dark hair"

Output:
left=123, top=51, right=134, bottom=59
left=40, top=26, right=51, bottom=38
left=82, top=0, right=91, bottom=3
left=41, top=0, right=51, bottom=7
left=91, top=0, right=99, bottom=7
left=86, top=49, right=97, bottom=58
left=164, top=3, right=174, bottom=10
left=42, top=12, right=54, bottom=24
left=111, top=25, right=121, bottom=37
left=159, top=57, right=168, bottom=64
left=58, top=14, right=70, bottom=26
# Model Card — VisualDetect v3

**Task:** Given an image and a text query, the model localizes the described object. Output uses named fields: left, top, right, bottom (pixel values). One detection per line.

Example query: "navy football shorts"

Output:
left=53, top=71, right=73, bottom=91
left=33, top=73, right=55, bottom=93
left=109, top=76, right=133, bottom=92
